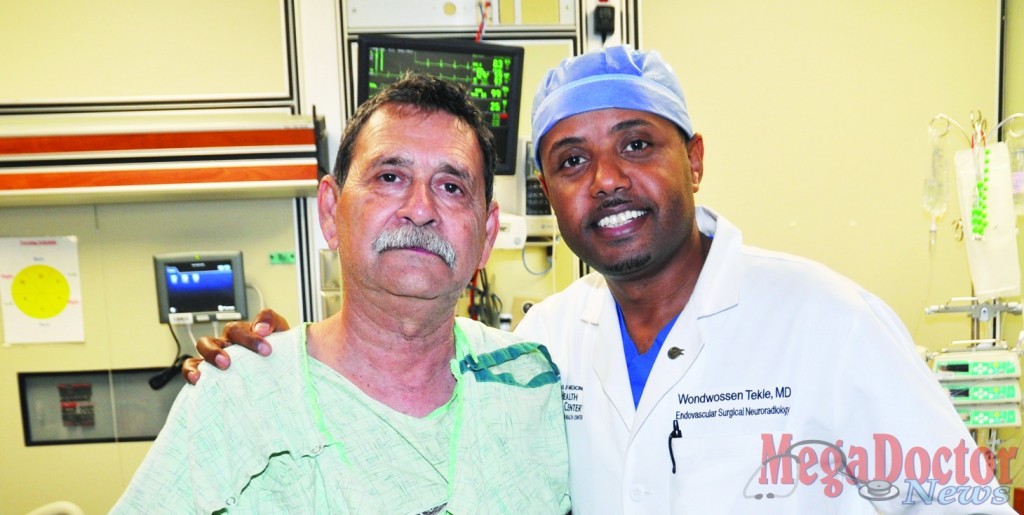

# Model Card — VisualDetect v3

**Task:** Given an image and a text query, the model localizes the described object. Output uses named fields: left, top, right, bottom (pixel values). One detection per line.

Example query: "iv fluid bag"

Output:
left=954, top=142, right=1020, bottom=300
left=925, top=137, right=950, bottom=218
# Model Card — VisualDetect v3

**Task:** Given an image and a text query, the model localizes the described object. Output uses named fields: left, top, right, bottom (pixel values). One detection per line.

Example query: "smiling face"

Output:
left=537, top=108, right=704, bottom=280
left=319, top=104, right=499, bottom=304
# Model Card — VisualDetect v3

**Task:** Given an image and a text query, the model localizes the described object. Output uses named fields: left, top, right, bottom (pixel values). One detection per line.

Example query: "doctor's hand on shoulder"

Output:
left=181, top=308, right=290, bottom=384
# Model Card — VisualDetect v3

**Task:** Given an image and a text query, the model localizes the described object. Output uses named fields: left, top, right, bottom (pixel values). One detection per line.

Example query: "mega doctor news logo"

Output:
left=748, top=433, right=1014, bottom=507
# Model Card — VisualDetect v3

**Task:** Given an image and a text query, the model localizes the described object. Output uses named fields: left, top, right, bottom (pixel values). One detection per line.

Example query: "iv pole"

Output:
left=924, top=110, right=1024, bottom=349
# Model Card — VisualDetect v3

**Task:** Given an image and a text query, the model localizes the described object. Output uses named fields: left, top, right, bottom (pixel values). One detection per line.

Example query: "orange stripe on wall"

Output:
left=0, top=129, right=316, bottom=154
left=0, top=165, right=317, bottom=190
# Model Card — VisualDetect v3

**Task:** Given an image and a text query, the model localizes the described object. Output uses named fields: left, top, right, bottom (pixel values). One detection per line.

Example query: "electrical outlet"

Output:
left=511, top=296, right=542, bottom=329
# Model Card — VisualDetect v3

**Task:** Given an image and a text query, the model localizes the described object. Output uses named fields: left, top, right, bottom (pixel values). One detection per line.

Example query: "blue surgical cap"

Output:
left=531, top=45, right=693, bottom=170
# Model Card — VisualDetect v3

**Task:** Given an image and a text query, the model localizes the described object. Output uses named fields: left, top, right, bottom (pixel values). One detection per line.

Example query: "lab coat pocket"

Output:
left=668, top=433, right=780, bottom=514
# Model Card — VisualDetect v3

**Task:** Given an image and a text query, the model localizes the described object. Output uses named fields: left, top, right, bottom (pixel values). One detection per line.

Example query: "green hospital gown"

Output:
left=112, top=318, right=570, bottom=514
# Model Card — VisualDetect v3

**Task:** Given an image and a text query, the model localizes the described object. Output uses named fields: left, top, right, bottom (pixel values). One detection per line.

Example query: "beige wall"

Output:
left=643, top=0, right=999, bottom=348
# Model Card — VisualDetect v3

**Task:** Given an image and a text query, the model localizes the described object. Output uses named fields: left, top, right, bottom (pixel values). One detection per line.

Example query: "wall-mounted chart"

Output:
left=0, top=236, right=84, bottom=344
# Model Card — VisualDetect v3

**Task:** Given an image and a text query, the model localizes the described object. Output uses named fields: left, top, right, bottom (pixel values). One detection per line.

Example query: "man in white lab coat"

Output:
left=189, top=46, right=1016, bottom=513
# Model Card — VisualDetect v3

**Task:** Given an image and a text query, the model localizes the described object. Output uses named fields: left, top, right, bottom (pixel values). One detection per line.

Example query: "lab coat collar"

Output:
left=691, top=205, right=744, bottom=318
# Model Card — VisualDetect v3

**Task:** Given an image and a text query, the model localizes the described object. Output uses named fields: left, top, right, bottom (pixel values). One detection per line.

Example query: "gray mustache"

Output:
left=372, top=226, right=457, bottom=269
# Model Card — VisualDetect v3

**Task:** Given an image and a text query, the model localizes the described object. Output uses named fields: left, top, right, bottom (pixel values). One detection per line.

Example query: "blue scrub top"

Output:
left=616, top=303, right=681, bottom=408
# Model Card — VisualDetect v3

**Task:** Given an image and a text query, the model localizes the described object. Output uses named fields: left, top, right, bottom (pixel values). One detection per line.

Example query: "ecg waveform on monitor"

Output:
left=366, top=48, right=514, bottom=130
left=367, top=66, right=512, bottom=88
left=368, top=69, right=481, bottom=85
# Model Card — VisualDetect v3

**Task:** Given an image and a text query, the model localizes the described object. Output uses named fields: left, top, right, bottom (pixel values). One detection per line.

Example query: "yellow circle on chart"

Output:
left=11, top=264, right=70, bottom=319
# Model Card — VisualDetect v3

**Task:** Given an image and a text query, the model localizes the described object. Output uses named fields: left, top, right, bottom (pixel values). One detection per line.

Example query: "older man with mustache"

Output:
left=111, top=74, right=570, bottom=514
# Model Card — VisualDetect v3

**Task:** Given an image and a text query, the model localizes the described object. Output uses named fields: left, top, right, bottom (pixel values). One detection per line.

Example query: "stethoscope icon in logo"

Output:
left=742, top=439, right=900, bottom=502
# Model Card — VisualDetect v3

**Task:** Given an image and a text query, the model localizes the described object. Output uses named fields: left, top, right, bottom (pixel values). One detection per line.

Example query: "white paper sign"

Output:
left=0, top=236, right=84, bottom=344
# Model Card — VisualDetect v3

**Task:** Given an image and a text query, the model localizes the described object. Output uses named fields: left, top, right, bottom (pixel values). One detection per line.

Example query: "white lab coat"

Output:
left=516, top=207, right=1014, bottom=514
